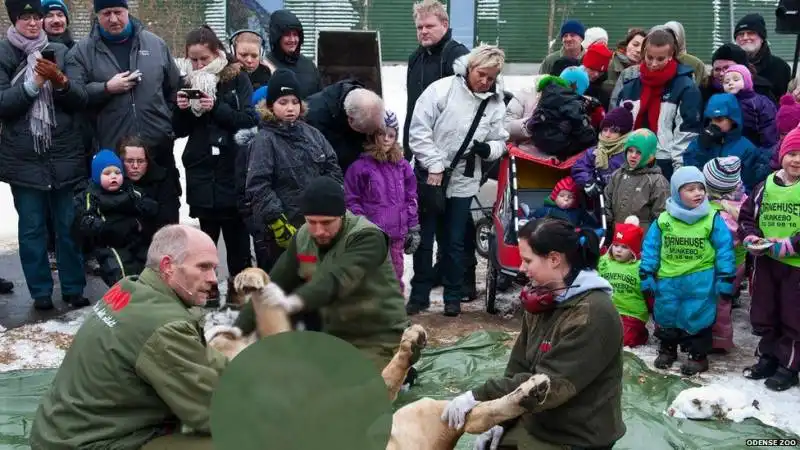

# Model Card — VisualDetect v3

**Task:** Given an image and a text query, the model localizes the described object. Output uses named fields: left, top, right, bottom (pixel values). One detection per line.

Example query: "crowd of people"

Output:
left=2, top=0, right=800, bottom=448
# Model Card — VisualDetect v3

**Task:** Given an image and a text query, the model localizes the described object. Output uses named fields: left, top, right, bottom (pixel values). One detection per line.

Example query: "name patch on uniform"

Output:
left=297, top=254, right=317, bottom=263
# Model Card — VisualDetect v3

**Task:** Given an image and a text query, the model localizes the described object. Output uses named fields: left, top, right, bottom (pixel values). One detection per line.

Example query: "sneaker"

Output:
left=443, top=302, right=461, bottom=317
left=33, top=296, right=54, bottom=310
left=743, top=355, right=779, bottom=380
left=764, top=367, right=799, bottom=392
left=681, top=355, right=709, bottom=376
left=0, top=277, right=13, bottom=294
left=405, top=302, right=428, bottom=316
left=654, top=347, right=678, bottom=369
left=63, top=293, right=90, bottom=308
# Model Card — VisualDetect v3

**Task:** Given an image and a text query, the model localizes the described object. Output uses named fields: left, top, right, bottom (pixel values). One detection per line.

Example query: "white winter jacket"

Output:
left=408, top=55, right=509, bottom=198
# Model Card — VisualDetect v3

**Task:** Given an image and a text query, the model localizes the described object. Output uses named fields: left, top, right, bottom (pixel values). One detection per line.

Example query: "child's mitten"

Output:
left=640, top=273, right=657, bottom=296
left=767, top=237, right=797, bottom=258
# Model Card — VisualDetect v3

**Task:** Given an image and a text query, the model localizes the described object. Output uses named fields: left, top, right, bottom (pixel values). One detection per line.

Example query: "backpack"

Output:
left=527, top=83, right=597, bottom=159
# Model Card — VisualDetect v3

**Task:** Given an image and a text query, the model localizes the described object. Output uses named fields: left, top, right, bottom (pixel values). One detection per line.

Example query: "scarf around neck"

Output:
left=181, top=51, right=228, bottom=117
left=635, top=59, right=678, bottom=134
left=665, top=196, right=711, bottom=225
left=594, top=132, right=630, bottom=169
left=6, top=26, right=55, bottom=154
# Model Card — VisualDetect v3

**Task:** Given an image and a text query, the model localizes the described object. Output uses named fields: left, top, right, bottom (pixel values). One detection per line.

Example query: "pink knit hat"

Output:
left=779, top=126, right=800, bottom=164
left=777, top=94, right=800, bottom=135
left=723, top=64, right=753, bottom=91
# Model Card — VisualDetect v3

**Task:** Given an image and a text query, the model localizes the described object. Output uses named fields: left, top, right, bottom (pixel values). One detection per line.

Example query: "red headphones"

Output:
left=520, top=283, right=581, bottom=314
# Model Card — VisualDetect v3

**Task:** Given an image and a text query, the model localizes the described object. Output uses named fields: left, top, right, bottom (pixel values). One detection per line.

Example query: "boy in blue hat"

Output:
left=640, top=166, right=736, bottom=375
left=75, top=150, right=158, bottom=287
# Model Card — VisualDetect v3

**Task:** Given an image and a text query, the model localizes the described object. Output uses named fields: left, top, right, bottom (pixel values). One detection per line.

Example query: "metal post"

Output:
left=793, top=34, right=800, bottom=79
left=729, top=0, right=736, bottom=42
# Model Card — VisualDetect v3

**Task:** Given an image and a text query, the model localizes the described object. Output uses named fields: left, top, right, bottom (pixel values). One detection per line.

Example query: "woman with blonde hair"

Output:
left=407, top=44, right=509, bottom=317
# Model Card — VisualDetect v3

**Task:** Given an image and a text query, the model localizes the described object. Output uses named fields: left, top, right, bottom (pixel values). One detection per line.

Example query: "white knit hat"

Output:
left=582, top=27, right=609, bottom=49
left=702, top=156, right=742, bottom=194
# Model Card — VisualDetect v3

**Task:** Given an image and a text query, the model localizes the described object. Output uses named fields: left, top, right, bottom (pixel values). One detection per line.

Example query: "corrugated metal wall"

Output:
left=283, top=0, right=361, bottom=62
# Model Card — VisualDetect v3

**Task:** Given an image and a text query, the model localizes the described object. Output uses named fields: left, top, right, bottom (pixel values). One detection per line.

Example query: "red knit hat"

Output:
left=779, top=126, right=800, bottom=164
left=550, top=176, right=580, bottom=203
left=612, top=216, right=644, bottom=259
left=582, top=42, right=613, bottom=72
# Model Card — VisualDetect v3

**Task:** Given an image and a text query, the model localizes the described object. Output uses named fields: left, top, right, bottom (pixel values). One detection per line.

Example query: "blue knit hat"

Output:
left=560, top=19, right=585, bottom=39
left=41, top=0, right=67, bottom=22
left=91, top=149, right=123, bottom=185
left=251, top=85, right=268, bottom=106
left=670, top=166, right=706, bottom=207
left=559, top=66, right=589, bottom=95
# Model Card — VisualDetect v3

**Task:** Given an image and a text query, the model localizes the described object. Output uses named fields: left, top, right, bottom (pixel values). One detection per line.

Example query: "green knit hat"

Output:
left=625, top=128, right=658, bottom=168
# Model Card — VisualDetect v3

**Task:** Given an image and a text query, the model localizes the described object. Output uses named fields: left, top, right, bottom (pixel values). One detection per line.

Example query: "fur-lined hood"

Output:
left=174, top=58, right=243, bottom=84
left=451, top=54, right=506, bottom=96
left=362, top=140, right=403, bottom=164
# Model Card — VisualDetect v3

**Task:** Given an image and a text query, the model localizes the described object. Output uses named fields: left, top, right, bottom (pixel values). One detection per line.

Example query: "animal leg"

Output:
left=383, top=324, right=427, bottom=402
left=462, top=374, right=551, bottom=434
left=233, top=267, right=292, bottom=337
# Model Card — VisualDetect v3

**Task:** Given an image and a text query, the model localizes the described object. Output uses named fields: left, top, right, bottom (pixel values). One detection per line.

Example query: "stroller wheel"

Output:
left=475, top=216, right=492, bottom=259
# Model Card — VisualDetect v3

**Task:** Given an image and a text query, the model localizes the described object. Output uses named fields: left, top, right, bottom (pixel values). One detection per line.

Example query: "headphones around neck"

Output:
left=228, top=29, right=266, bottom=58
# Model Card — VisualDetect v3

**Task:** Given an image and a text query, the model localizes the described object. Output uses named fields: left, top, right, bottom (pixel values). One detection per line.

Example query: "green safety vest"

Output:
left=293, top=212, right=410, bottom=340
left=758, top=174, right=800, bottom=268
left=710, top=201, right=747, bottom=267
left=598, top=254, right=649, bottom=323
left=656, top=210, right=717, bottom=278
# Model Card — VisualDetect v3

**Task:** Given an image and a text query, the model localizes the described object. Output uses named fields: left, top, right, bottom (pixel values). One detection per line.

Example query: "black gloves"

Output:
left=472, top=140, right=491, bottom=159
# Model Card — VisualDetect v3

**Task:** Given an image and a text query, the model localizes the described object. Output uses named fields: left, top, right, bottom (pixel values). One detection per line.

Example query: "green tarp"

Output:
left=0, top=331, right=796, bottom=449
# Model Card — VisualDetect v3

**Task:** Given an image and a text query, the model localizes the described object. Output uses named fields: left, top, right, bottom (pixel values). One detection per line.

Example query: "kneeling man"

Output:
left=234, top=177, right=410, bottom=367
left=30, top=225, right=224, bottom=450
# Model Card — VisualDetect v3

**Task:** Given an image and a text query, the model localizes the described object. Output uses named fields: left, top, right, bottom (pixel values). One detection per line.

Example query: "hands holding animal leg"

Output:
left=473, top=425, right=504, bottom=450
left=260, top=282, right=304, bottom=314
left=441, top=391, right=479, bottom=430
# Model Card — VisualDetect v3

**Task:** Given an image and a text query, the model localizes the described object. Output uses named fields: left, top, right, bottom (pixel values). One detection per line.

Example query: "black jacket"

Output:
left=247, top=63, right=272, bottom=91
left=749, top=43, right=791, bottom=101
left=305, top=79, right=369, bottom=175
left=173, top=62, right=257, bottom=217
left=0, top=39, right=88, bottom=191
left=74, top=182, right=158, bottom=285
left=403, top=29, right=469, bottom=160
left=132, top=161, right=180, bottom=242
left=238, top=117, right=343, bottom=234
left=267, top=9, right=322, bottom=99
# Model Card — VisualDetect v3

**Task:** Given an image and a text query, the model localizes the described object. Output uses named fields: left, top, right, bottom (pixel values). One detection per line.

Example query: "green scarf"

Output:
left=594, top=132, right=630, bottom=170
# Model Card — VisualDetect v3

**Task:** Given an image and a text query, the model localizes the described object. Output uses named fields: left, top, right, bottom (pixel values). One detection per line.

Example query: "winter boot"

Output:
left=743, top=354, right=779, bottom=380
left=764, top=367, right=799, bottom=392
left=443, top=302, right=461, bottom=317
left=63, top=293, right=90, bottom=308
left=462, top=268, right=478, bottom=303
left=33, top=296, right=54, bottom=311
left=0, top=277, right=14, bottom=294
left=680, top=354, right=709, bottom=376
left=654, top=344, right=678, bottom=369
left=405, top=302, right=428, bottom=316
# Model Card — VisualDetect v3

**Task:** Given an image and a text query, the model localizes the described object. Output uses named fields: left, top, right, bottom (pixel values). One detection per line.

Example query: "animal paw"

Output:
left=233, top=267, right=270, bottom=293
left=514, top=373, right=551, bottom=406
left=400, top=324, right=427, bottom=364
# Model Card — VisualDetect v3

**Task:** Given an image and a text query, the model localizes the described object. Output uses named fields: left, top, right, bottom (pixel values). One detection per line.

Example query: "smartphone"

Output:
left=180, top=88, right=204, bottom=100
left=41, top=49, right=56, bottom=63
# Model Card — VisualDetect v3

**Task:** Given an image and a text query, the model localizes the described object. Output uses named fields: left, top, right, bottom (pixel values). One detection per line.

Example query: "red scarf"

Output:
left=635, top=59, right=678, bottom=134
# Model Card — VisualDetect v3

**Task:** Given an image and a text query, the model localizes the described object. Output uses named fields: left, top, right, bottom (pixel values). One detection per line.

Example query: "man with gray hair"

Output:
left=30, top=224, right=227, bottom=450
left=305, top=79, right=384, bottom=174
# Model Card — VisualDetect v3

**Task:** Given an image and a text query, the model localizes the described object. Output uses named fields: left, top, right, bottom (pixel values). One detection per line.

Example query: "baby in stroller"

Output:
left=520, top=176, right=599, bottom=229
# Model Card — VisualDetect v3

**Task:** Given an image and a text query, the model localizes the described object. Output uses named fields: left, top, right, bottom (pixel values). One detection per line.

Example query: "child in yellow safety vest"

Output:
left=702, top=156, right=747, bottom=353
left=598, top=215, right=651, bottom=347
left=640, top=166, right=737, bottom=376
left=738, top=127, right=800, bottom=392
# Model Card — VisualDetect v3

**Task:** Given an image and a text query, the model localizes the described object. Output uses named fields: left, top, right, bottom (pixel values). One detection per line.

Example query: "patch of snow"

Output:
left=667, top=385, right=760, bottom=423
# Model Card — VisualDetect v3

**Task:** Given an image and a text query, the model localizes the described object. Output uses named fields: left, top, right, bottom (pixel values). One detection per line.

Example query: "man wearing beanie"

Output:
left=68, top=0, right=183, bottom=193
left=41, top=0, right=72, bottom=47
left=704, top=43, right=777, bottom=105
left=539, top=19, right=585, bottom=75
left=234, top=177, right=412, bottom=369
left=734, top=13, right=791, bottom=99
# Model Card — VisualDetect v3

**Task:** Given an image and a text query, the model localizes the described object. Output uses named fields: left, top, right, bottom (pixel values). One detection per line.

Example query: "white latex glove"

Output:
left=440, top=391, right=479, bottom=430
left=260, top=282, right=304, bottom=314
left=204, top=325, right=243, bottom=343
left=473, top=425, right=504, bottom=450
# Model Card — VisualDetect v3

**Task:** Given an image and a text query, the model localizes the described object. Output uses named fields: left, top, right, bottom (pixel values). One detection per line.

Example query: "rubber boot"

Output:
left=680, top=353, right=709, bottom=376
left=654, top=343, right=678, bottom=369
left=764, top=366, right=799, bottom=392
left=743, top=354, right=779, bottom=380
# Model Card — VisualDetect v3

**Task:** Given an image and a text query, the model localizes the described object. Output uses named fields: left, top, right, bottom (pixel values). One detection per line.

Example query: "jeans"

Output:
left=199, top=217, right=252, bottom=278
left=11, top=185, right=86, bottom=299
left=410, top=196, right=472, bottom=306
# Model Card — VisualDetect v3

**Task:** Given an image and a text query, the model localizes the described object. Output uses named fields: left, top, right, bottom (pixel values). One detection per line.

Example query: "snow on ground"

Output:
left=1, top=65, right=799, bottom=435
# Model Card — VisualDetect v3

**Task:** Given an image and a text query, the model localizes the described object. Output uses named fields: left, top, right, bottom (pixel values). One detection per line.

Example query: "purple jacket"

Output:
left=571, top=146, right=626, bottom=188
left=737, top=90, right=778, bottom=149
left=344, top=151, right=419, bottom=240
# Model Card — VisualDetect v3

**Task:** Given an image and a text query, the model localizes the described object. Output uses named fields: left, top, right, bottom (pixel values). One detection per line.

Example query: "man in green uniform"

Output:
left=30, top=224, right=230, bottom=450
left=234, top=177, right=411, bottom=369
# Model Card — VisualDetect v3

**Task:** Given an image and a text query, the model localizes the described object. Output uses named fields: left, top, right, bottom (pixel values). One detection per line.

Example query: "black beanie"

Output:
left=550, top=57, right=580, bottom=76
left=300, top=177, right=346, bottom=217
left=735, top=13, right=767, bottom=40
left=267, top=68, right=302, bottom=106
left=94, top=0, right=127, bottom=13
left=5, top=0, right=42, bottom=23
left=711, top=43, right=748, bottom=65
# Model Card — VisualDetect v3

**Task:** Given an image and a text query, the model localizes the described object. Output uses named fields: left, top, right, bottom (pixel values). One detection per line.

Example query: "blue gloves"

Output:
left=640, top=274, right=657, bottom=296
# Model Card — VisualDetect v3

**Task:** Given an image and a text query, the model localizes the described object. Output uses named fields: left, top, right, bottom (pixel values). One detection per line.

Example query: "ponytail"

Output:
left=519, top=218, right=601, bottom=284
